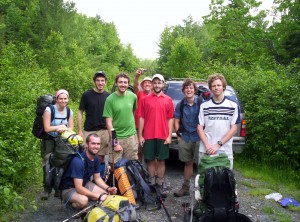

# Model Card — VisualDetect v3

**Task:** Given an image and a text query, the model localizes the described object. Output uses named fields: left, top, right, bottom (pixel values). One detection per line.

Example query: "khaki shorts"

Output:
left=83, top=130, right=109, bottom=156
left=109, top=134, right=138, bottom=163
left=178, top=139, right=199, bottom=163
left=62, top=181, right=96, bottom=205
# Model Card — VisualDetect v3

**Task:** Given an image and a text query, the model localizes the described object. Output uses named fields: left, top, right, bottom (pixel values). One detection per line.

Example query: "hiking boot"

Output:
left=54, top=189, right=60, bottom=198
left=174, top=184, right=190, bottom=197
left=157, top=184, right=167, bottom=199
left=40, top=190, right=50, bottom=200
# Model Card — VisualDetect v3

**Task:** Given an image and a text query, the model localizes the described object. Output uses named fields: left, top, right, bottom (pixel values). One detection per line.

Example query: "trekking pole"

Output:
left=111, top=129, right=118, bottom=187
left=159, top=196, right=173, bottom=222
left=62, top=202, right=98, bottom=222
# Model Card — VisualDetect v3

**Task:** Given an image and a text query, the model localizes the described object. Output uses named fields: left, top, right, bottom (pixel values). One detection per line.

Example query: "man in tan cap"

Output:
left=134, top=69, right=153, bottom=162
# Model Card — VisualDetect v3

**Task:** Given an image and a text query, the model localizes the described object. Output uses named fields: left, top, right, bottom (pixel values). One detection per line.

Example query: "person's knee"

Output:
left=77, top=195, right=89, bottom=208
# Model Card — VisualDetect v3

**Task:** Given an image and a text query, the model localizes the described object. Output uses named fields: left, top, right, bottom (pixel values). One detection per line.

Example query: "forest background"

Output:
left=0, top=0, right=299, bottom=220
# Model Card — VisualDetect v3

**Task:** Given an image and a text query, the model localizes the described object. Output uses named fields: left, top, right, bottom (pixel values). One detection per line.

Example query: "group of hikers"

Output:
left=40, top=69, right=241, bottom=215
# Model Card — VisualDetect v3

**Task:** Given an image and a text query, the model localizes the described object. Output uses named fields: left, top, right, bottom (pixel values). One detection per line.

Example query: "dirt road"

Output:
left=18, top=154, right=300, bottom=222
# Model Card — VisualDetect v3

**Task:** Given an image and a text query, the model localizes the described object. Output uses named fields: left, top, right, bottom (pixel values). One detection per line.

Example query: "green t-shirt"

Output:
left=103, top=91, right=137, bottom=138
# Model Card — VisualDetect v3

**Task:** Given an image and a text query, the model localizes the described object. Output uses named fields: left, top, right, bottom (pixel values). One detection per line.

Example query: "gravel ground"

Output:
left=18, top=155, right=300, bottom=222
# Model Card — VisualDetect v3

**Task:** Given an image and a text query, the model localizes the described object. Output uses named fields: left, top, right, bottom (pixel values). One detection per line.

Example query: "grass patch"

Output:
left=248, top=188, right=273, bottom=197
left=288, top=205, right=300, bottom=212
left=238, top=180, right=256, bottom=188
left=234, top=154, right=300, bottom=200
left=263, top=205, right=293, bottom=222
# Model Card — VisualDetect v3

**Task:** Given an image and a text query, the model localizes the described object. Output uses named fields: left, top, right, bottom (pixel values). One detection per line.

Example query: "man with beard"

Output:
left=61, top=133, right=117, bottom=209
left=138, top=74, right=174, bottom=197
left=77, top=71, right=110, bottom=174
left=103, top=73, right=138, bottom=164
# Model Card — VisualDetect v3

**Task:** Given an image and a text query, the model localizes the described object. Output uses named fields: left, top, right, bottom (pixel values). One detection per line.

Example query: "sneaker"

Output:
left=174, top=185, right=189, bottom=197
left=40, top=191, right=50, bottom=200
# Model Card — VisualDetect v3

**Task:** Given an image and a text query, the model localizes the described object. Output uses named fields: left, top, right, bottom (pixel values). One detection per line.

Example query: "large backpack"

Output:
left=32, top=94, right=70, bottom=139
left=112, top=158, right=160, bottom=209
left=195, top=153, right=238, bottom=218
left=45, top=132, right=84, bottom=191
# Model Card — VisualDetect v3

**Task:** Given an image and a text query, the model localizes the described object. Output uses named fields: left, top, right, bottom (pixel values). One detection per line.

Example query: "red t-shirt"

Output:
left=134, top=91, right=149, bottom=128
left=140, top=92, right=174, bottom=140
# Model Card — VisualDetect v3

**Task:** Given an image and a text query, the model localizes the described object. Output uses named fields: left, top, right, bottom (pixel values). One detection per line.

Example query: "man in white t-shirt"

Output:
left=197, top=73, right=240, bottom=169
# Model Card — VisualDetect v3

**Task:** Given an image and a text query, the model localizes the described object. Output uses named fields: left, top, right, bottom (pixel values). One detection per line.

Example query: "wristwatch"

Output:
left=217, top=141, right=223, bottom=146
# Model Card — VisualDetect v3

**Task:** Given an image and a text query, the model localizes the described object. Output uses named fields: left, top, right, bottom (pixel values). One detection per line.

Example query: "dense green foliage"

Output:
left=157, top=0, right=300, bottom=183
left=0, top=0, right=148, bottom=219
left=0, top=0, right=299, bottom=220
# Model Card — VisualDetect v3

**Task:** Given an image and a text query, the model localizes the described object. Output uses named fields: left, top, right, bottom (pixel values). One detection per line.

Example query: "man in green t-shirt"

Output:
left=103, top=73, right=138, bottom=163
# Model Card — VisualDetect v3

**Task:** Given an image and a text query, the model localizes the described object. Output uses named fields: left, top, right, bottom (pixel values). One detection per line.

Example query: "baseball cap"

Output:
left=152, top=74, right=165, bottom=82
left=141, top=77, right=152, bottom=85
left=93, top=71, right=107, bottom=81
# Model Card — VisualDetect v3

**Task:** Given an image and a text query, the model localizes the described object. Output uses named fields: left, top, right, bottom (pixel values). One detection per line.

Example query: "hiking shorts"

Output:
left=143, top=139, right=169, bottom=160
left=109, top=134, right=138, bottom=163
left=62, top=181, right=96, bottom=205
left=83, top=130, right=109, bottom=156
left=178, top=139, right=199, bottom=163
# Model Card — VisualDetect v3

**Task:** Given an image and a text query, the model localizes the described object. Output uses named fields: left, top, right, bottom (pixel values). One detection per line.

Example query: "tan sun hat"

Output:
left=141, top=77, right=152, bottom=85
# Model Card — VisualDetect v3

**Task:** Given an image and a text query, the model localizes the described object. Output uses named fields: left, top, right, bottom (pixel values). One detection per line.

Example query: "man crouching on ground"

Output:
left=61, top=133, right=117, bottom=209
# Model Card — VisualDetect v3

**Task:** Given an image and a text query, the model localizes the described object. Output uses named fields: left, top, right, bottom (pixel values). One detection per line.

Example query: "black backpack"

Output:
left=203, top=166, right=238, bottom=214
left=32, top=95, right=70, bottom=139
left=112, top=158, right=160, bottom=209
left=45, top=134, right=85, bottom=191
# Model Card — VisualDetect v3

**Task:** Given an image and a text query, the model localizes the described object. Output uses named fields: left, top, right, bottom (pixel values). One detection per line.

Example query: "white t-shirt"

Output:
left=198, top=96, right=240, bottom=156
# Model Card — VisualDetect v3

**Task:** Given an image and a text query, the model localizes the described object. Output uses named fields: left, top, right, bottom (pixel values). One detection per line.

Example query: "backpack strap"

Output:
left=66, top=106, right=70, bottom=121
left=179, top=98, right=185, bottom=120
left=50, top=105, right=71, bottom=123
left=49, top=104, right=55, bottom=122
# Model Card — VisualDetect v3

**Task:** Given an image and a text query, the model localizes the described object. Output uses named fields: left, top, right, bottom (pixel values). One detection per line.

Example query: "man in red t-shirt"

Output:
left=134, top=69, right=152, bottom=162
left=138, top=74, right=174, bottom=197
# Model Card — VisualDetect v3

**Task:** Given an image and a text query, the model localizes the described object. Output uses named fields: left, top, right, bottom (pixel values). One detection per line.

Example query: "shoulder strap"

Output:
left=66, top=106, right=70, bottom=120
left=50, top=105, right=55, bottom=122
left=179, top=98, right=185, bottom=119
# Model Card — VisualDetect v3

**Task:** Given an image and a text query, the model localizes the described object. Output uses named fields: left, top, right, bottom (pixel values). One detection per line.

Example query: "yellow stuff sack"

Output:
left=86, top=206, right=120, bottom=222
left=61, top=130, right=83, bottom=145
left=84, top=195, right=136, bottom=222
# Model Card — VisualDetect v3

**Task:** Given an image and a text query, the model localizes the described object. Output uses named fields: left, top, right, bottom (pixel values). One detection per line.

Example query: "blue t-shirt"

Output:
left=174, top=97, right=200, bottom=142
left=61, top=151, right=101, bottom=189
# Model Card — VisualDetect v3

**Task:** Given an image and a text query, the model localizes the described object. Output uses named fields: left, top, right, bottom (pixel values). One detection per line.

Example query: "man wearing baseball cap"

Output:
left=138, top=74, right=174, bottom=197
left=134, top=68, right=153, bottom=163
left=78, top=71, right=110, bottom=175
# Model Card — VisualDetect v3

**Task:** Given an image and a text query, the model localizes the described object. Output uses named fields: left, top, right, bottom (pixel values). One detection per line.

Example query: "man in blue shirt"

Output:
left=173, top=79, right=201, bottom=197
left=61, top=133, right=117, bottom=209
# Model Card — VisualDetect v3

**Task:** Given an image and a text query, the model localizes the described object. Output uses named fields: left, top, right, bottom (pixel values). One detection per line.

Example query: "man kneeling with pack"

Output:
left=60, top=133, right=117, bottom=209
